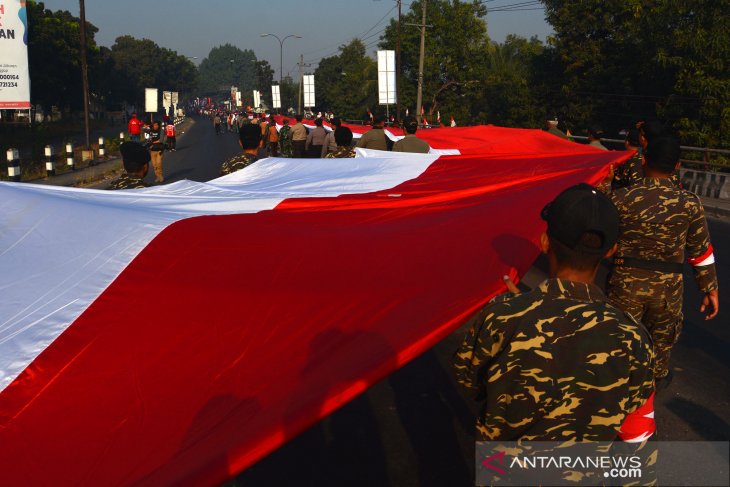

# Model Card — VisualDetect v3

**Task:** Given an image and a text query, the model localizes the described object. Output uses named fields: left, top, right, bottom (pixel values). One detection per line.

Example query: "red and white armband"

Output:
left=618, top=392, right=656, bottom=443
left=688, top=245, right=715, bottom=267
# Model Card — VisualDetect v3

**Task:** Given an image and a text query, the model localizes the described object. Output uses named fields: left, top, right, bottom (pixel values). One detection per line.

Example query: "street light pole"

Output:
left=78, top=0, right=91, bottom=150
left=260, top=33, right=302, bottom=84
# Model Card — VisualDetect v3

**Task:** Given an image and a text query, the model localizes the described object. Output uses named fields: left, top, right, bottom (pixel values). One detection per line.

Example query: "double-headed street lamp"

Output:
left=260, top=33, right=302, bottom=83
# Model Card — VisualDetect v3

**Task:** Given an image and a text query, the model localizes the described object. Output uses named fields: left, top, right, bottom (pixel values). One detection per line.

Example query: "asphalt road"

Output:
left=142, top=116, right=243, bottom=185
left=234, top=216, right=730, bottom=487
left=146, top=124, right=728, bottom=486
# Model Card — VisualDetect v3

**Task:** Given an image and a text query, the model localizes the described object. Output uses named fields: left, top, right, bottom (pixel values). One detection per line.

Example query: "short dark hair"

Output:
left=645, top=136, right=680, bottom=173
left=373, top=114, right=386, bottom=125
left=120, top=142, right=150, bottom=173
left=334, top=126, right=353, bottom=147
left=315, top=118, right=324, bottom=127
left=403, top=116, right=418, bottom=134
left=331, top=118, right=342, bottom=127
left=550, top=233, right=605, bottom=272
left=295, top=114, right=303, bottom=122
left=239, top=123, right=262, bottom=150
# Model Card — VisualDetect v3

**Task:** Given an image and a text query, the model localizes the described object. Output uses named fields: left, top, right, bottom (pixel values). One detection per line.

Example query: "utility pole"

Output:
left=297, top=54, right=311, bottom=114
left=415, top=0, right=427, bottom=125
left=396, top=0, right=402, bottom=122
left=79, top=0, right=91, bottom=150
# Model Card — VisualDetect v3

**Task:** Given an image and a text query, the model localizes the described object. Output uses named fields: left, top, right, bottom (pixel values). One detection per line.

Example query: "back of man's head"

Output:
left=120, top=142, right=150, bottom=174
left=239, top=123, right=262, bottom=150
left=331, top=117, right=342, bottom=127
left=645, top=136, right=680, bottom=174
left=315, top=117, right=324, bottom=127
left=295, top=114, right=303, bottom=122
left=403, top=116, right=418, bottom=135
left=334, top=126, right=353, bottom=147
left=541, top=184, right=619, bottom=272
left=373, top=114, right=385, bottom=126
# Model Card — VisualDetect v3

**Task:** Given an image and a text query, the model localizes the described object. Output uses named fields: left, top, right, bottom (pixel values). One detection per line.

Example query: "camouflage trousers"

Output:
left=607, top=268, right=683, bottom=379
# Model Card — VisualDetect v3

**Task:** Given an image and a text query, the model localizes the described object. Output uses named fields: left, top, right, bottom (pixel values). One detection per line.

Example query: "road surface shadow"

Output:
left=663, top=396, right=730, bottom=441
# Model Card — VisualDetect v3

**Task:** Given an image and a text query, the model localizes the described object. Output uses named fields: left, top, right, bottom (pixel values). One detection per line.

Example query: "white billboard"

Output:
left=162, top=91, right=172, bottom=110
left=303, top=75, right=315, bottom=108
left=377, top=50, right=396, bottom=105
left=253, top=90, right=261, bottom=108
left=145, top=88, right=158, bottom=113
left=236, top=90, right=242, bottom=107
left=272, top=85, right=281, bottom=109
left=0, top=0, right=31, bottom=108
left=171, top=91, right=179, bottom=106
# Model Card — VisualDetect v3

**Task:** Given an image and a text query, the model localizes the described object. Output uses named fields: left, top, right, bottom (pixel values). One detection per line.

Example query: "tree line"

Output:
left=22, top=0, right=729, bottom=151
left=313, top=0, right=728, bottom=150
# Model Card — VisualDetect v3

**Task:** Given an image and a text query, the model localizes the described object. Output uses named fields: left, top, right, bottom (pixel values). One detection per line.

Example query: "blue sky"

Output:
left=39, top=0, right=553, bottom=78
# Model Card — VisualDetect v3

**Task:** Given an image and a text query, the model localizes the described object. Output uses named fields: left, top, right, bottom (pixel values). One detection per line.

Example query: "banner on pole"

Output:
left=272, top=85, right=281, bottom=109
left=162, top=91, right=172, bottom=110
left=145, top=88, right=158, bottom=113
left=303, top=75, right=315, bottom=108
left=377, top=50, right=396, bottom=105
left=0, top=0, right=31, bottom=108
left=236, top=91, right=242, bottom=108
left=171, top=92, right=179, bottom=106
left=253, top=90, right=261, bottom=109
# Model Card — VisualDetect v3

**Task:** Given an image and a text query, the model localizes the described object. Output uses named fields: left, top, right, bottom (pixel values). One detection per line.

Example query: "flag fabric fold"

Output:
left=0, top=126, right=630, bottom=486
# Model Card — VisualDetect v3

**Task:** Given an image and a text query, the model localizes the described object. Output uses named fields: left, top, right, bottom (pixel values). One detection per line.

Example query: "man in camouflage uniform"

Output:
left=325, top=127, right=356, bottom=159
left=453, top=184, right=655, bottom=443
left=611, top=122, right=681, bottom=189
left=604, top=136, right=719, bottom=387
left=278, top=119, right=293, bottom=158
left=108, top=142, right=150, bottom=190
left=611, top=127, right=644, bottom=189
left=220, top=124, right=261, bottom=176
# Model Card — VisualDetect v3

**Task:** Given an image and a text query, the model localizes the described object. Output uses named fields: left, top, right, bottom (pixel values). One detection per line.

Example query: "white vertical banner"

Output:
left=162, top=91, right=172, bottom=110
left=253, top=90, right=261, bottom=108
left=236, top=91, right=242, bottom=108
left=303, top=75, right=315, bottom=108
left=271, top=85, right=281, bottom=109
left=0, top=0, right=31, bottom=108
left=145, top=88, right=158, bottom=113
left=171, top=92, right=179, bottom=107
left=377, top=50, right=396, bottom=105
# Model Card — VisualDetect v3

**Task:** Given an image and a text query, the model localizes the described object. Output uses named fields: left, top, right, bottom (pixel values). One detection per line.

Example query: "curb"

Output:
left=704, top=204, right=730, bottom=219
left=26, top=117, right=193, bottom=188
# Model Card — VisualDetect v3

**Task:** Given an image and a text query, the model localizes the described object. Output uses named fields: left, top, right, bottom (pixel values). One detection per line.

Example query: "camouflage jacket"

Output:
left=609, top=177, right=718, bottom=292
left=220, top=153, right=257, bottom=176
left=453, top=278, right=654, bottom=441
left=108, top=174, right=148, bottom=190
left=279, top=125, right=293, bottom=157
left=324, top=146, right=356, bottom=159
left=611, top=151, right=681, bottom=189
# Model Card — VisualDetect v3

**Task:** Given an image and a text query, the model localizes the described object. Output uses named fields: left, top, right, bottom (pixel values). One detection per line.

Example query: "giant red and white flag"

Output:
left=0, top=126, right=629, bottom=486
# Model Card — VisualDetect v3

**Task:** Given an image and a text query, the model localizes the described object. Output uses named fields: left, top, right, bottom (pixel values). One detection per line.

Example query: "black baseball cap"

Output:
left=541, top=183, right=619, bottom=254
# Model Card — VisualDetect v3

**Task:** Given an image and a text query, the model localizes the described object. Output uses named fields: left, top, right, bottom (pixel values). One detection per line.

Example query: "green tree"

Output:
left=198, top=44, right=257, bottom=97
left=278, top=75, right=299, bottom=114
left=314, top=39, right=377, bottom=119
left=107, top=35, right=198, bottom=110
left=542, top=0, right=729, bottom=147
left=475, top=35, right=545, bottom=127
left=254, top=60, right=275, bottom=107
left=379, top=0, right=489, bottom=124
left=27, top=1, right=100, bottom=112
left=653, top=0, right=730, bottom=149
